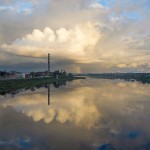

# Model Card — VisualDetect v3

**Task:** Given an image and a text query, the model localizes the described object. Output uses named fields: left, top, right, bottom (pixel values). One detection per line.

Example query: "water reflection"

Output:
left=0, top=79, right=150, bottom=150
left=48, top=84, right=50, bottom=105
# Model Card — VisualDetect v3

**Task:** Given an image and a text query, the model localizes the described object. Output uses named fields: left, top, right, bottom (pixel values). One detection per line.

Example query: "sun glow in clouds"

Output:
left=0, top=0, right=150, bottom=72
left=2, top=23, right=100, bottom=61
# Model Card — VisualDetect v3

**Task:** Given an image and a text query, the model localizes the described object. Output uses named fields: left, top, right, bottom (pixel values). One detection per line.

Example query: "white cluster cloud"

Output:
left=2, top=23, right=101, bottom=62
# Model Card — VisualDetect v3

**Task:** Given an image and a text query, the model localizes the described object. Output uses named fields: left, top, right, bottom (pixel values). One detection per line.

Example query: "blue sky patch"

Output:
left=97, top=0, right=114, bottom=7
left=18, top=0, right=32, bottom=12
left=123, top=11, right=141, bottom=20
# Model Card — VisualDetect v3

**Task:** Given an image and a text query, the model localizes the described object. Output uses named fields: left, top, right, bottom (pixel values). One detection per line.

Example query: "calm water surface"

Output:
left=0, top=78, right=150, bottom=150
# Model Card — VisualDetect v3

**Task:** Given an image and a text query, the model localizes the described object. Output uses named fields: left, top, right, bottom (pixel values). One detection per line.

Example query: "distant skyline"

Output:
left=0, top=0, right=150, bottom=73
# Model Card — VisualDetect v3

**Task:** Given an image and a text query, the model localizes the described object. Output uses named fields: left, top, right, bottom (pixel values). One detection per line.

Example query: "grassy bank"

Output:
left=0, top=76, right=86, bottom=95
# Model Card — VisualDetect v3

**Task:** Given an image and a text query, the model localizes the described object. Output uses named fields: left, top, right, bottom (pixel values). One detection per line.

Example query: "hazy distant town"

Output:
left=0, top=70, right=74, bottom=80
left=1, top=70, right=150, bottom=84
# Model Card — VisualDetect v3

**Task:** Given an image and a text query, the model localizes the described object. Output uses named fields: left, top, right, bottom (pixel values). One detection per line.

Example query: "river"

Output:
left=0, top=78, right=150, bottom=150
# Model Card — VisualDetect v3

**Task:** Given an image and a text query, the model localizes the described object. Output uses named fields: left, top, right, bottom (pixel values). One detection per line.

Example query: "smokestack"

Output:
left=48, top=53, right=50, bottom=76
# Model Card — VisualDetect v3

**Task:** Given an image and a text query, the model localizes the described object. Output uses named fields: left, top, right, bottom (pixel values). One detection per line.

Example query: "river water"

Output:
left=0, top=78, right=150, bottom=150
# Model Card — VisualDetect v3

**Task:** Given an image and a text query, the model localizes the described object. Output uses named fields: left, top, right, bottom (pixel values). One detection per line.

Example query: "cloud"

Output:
left=2, top=23, right=100, bottom=58
left=0, top=0, right=150, bottom=72
left=1, top=23, right=101, bottom=72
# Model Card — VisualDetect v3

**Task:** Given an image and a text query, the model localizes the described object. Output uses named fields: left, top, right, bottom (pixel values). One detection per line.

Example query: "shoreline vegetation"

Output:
left=1, top=72, right=150, bottom=95
left=0, top=76, right=86, bottom=95
left=86, top=73, right=150, bottom=84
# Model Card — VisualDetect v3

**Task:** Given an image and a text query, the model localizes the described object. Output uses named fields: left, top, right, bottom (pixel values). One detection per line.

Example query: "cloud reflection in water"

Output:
left=0, top=79, right=150, bottom=149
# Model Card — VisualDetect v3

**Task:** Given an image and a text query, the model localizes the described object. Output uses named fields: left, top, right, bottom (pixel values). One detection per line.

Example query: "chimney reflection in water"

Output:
left=48, top=84, right=50, bottom=105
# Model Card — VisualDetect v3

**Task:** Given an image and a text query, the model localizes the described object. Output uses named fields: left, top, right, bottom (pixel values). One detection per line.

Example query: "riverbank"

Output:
left=0, top=76, right=86, bottom=95
left=87, top=73, right=150, bottom=84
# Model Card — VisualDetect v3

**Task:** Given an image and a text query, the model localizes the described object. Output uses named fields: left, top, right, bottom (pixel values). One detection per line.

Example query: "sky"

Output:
left=0, top=0, right=150, bottom=73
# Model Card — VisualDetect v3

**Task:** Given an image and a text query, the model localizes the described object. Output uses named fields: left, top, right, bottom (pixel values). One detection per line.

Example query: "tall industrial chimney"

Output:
left=48, top=53, right=50, bottom=76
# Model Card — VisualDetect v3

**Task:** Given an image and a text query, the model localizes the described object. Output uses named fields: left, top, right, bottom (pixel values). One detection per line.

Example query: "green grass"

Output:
left=0, top=77, right=71, bottom=94
left=0, top=76, right=86, bottom=94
